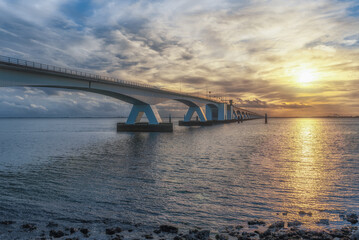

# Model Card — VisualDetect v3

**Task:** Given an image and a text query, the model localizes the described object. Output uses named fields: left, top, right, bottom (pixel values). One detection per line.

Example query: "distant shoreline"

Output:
left=0, top=116, right=358, bottom=119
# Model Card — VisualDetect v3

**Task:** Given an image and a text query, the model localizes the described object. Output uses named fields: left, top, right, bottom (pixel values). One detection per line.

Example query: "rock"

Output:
left=352, top=230, right=359, bottom=240
left=299, top=211, right=306, bottom=216
left=143, top=233, right=153, bottom=239
left=196, top=230, right=210, bottom=240
left=0, top=221, right=15, bottom=225
left=346, top=214, right=359, bottom=224
left=215, top=234, right=228, bottom=240
left=69, top=227, right=77, bottom=234
left=47, top=221, right=59, bottom=228
left=153, top=229, right=161, bottom=234
left=174, top=236, right=183, bottom=240
left=268, top=221, right=285, bottom=229
left=247, top=219, right=265, bottom=225
left=330, top=229, right=344, bottom=238
left=160, top=225, right=179, bottom=233
left=106, top=227, right=122, bottom=235
left=282, top=211, right=288, bottom=216
left=299, top=211, right=312, bottom=217
left=21, top=223, right=37, bottom=231
left=288, top=220, right=302, bottom=227
left=185, top=229, right=210, bottom=240
left=316, top=219, right=330, bottom=225
left=80, top=228, right=89, bottom=235
left=49, top=230, right=65, bottom=238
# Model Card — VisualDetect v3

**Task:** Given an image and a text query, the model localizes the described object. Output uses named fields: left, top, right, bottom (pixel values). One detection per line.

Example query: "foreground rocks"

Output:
left=0, top=219, right=358, bottom=239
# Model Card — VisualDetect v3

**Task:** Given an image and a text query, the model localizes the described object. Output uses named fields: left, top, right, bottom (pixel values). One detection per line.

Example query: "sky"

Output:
left=0, top=0, right=359, bottom=117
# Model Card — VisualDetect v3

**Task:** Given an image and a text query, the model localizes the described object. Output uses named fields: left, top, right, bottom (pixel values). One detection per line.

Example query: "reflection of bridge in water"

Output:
left=0, top=56, right=263, bottom=132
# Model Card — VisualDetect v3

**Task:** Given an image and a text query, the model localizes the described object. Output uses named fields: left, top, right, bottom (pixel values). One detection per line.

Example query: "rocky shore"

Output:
left=1, top=214, right=358, bottom=240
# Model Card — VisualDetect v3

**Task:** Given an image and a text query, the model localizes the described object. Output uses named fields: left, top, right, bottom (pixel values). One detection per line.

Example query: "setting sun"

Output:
left=297, top=69, right=317, bottom=84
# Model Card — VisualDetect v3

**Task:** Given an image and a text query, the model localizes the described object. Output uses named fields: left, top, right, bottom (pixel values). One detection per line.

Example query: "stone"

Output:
left=196, top=230, right=210, bottom=240
left=69, top=227, right=77, bottom=234
left=247, top=219, right=266, bottom=225
left=80, top=228, right=89, bottom=235
left=215, top=234, right=228, bottom=240
left=143, top=233, right=153, bottom=239
left=268, top=221, right=285, bottom=229
left=106, top=227, right=122, bottom=235
left=21, top=223, right=37, bottom=231
left=160, top=225, right=179, bottom=233
left=47, top=222, right=59, bottom=228
left=346, top=214, right=359, bottom=224
left=316, top=219, right=330, bottom=225
left=49, top=230, right=65, bottom=238
left=0, top=221, right=15, bottom=225
left=351, top=230, right=359, bottom=240
left=288, top=220, right=302, bottom=227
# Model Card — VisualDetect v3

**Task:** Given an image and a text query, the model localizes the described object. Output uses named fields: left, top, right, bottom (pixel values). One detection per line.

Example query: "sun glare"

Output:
left=297, top=69, right=316, bottom=84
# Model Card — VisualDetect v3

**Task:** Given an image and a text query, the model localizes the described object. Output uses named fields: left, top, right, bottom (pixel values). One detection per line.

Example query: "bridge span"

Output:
left=0, top=56, right=263, bottom=132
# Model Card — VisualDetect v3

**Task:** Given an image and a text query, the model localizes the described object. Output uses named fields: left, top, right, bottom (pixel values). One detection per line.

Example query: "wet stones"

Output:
left=159, top=224, right=179, bottom=233
left=106, top=227, right=122, bottom=235
left=298, top=211, right=312, bottom=217
left=288, top=220, right=302, bottom=227
left=352, top=230, right=359, bottom=240
left=21, top=223, right=37, bottom=231
left=49, top=230, right=65, bottom=238
left=346, top=213, right=359, bottom=224
left=185, top=229, right=210, bottom=240
left=268, top=221, right=284, bottom=229
left=248, top=220, right=266, bottom=226
left=316, top=219, right=330, bottom=225
left=0, top=220, right=15, bottom=225
left=79, top=228, right=90, bottom=237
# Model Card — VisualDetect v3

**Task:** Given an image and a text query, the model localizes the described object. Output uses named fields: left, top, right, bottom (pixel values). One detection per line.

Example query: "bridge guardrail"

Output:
left=0, top=55, right=225, bottom=104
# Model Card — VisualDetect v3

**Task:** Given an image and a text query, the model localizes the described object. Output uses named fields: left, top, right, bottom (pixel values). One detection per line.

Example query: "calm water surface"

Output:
left=0, top=118, right=358, bottom=232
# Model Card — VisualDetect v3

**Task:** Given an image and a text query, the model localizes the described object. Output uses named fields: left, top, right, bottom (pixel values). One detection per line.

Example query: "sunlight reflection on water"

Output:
left=0, top=118, right=358, bottom=231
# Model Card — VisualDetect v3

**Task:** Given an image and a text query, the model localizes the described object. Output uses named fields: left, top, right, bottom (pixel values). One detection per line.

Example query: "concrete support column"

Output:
left=227, top=105, right=233, bottom=120
left=205, top=105, right=213, bottom=121
left=184, top=106, right=207, bottom=122
left=126, top=104, right=162, bottom=125
left=218, top=103, right=227, bottom=121
left=232, top=110, right=238, bottom=120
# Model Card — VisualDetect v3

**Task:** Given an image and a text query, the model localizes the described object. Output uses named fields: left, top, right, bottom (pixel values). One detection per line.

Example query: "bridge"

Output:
left=0, top=55, right=263, bottom=132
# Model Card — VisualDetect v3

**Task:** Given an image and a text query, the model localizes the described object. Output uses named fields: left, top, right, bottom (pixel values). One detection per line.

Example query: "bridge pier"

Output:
left=184, top=106, right=207, bottom=122
left=179, top=106, right=212, bottom=126
left=117, top=104, right=173, bottom=132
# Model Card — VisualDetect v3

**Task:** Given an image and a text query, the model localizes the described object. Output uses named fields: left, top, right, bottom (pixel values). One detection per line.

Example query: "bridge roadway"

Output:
left=0, top=55, right=263, bottom=132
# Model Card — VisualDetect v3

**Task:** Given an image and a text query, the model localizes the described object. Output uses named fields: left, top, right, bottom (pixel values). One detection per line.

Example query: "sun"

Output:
left=297, top=69, right=316, bottom=84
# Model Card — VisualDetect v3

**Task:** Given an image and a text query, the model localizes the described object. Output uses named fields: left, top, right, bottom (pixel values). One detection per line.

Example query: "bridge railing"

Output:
left=0, top=55, right=223, bottom=103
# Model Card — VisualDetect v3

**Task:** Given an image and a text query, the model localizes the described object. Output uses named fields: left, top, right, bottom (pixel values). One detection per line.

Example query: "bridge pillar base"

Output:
left=117, top=122, right=173, bottom=132
left=184, top=106, right=207, bottom=122
left=126, top=104, right=162, bottom=125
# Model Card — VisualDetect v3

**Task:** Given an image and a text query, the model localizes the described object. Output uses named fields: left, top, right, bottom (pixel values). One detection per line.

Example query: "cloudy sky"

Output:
left=0, top=0, right=359, bottom=117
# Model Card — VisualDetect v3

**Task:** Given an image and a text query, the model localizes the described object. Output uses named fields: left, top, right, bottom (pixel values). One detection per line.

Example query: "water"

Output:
left=0, top=118, right=358, bottom=234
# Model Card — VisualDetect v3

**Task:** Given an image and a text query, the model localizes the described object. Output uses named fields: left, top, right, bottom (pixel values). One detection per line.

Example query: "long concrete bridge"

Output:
left=0, top=55, right=263, bottom=132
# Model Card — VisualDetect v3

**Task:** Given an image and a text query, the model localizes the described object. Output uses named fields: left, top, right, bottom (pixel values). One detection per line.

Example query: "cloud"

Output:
left=1, top=0, right=359, bottom=117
